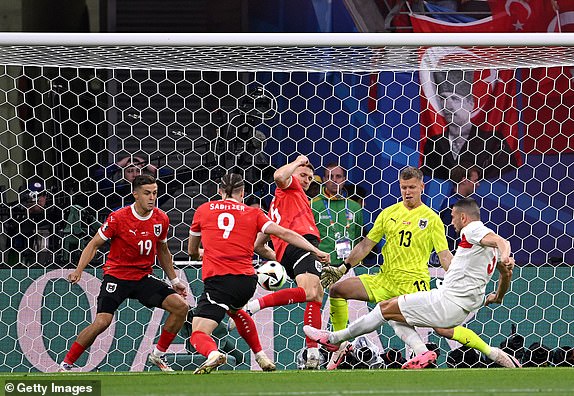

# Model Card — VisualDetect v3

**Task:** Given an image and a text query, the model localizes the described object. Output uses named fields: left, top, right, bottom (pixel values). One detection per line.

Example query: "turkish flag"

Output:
left=412, top=0, right=574, bottom=173
left=509, top=0, right=574, bottom=153
left=412, top=14, right=522, bottom=178
left=521, top=66, right=574, bottom=154
left=550, top=0, right=574, bottom=32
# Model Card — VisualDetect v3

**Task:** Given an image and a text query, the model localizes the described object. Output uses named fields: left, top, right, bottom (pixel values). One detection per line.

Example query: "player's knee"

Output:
left=167, top=295, right=189, bottom=317
left=378, top=299, right=393, bottom=314
left=328, top=282, right=347, bottom=299
left=93, top=315, right=113, bottom=331
left=434, top=327, right=453, bottom=339
left=304, top=284, right=323, bottom=302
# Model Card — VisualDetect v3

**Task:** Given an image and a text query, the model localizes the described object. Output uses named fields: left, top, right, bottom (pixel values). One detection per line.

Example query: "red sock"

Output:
left=229, top=310, right=262, bottom=354
left=156, top=329, right=177, bottom=353
left=64, top=342, right=86, bottom=365
left=190, top=331, right=218, bottom=358
left=258, top=287, right=306, bottom=309
left=304, top=301, right=322, bottom=348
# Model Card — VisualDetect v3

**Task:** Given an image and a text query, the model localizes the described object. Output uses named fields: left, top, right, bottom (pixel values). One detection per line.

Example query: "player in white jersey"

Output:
left=305, top=198, right=521, bottom=368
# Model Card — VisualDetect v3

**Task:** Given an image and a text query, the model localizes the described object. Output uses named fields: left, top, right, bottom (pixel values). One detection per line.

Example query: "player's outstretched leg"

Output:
left=401, top=350, right=437, bottom=369
left=303, top=325, right=340, bottom=352
left=228, top=287, right=307, bottom=331
left=490, top=347, right=522, bottom=368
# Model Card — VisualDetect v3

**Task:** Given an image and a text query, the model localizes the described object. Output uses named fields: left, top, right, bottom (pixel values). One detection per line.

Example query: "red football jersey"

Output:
left=190, top=199, right=274, bottom=280
left=98, top=204, right=170, bottom=280
left=269, top=176, right=320, bottom=261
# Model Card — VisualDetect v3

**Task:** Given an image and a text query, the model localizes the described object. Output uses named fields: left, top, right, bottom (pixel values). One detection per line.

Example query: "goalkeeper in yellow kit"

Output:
left=322, top=166, right=498, bottom=369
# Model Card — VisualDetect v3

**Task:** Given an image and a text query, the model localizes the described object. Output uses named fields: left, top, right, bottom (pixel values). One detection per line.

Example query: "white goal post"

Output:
left=0, top=33, right=573, bottom=372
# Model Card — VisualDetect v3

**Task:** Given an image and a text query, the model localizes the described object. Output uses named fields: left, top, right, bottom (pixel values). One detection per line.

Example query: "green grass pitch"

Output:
left=2, top=368, right=572, bottom=396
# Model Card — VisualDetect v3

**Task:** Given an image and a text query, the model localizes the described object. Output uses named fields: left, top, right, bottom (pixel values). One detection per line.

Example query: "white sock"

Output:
left=152, top=346, right=164, bottom=357
left=389, top=321, right=428, bottom=355
left=331, top=303, right=386, bottom=344
left=246, top=299, right=261, bottom=314
left=307, top=347, right=319, bottom=358
left=487, top=347, right=499, bottom=361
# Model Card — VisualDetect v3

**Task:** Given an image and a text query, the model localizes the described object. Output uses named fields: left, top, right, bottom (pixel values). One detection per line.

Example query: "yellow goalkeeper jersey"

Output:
left=367, top=201, right=448, bottom=289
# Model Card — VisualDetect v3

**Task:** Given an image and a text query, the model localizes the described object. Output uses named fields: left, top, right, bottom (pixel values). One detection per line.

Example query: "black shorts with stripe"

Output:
left=280, top=234, right=322, bottom=279
left=97, top=274, right=176, bottom=314
left=195, top=274, right=258, bottom=323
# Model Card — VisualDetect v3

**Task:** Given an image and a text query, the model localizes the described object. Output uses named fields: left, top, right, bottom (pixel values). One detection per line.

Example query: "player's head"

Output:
left=294, top=162, right=315, bottom=192
left=323, top=162, right=346, bottom=196
left=132, top=175, right=158, bottom=213
left=399, top=166, right=424, bottom=209
left=220, top=173, right=245, bottom=200
left=451, top=197, right=481, bottom=233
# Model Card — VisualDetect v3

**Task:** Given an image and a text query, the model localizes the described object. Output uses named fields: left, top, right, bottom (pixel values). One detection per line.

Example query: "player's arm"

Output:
left=254, top=232, right=276, bottom=261
left=344, top=236, right=378, bottom=269
left=158, top=241, right=187, bottom=298
left=436, top=249, right=453, bottom=271
left=187, top=235, right=202, bottom=261
left=480, top=232, right=512, bottom=265
left=485, top=257, right=514, bottom=306
left=264, top=222, right=330, bottom=263
left=273, top=154, right=309, bottom=189
left=321, top=236, right=378, bottom=288
left=68, top=233, right=106, bottom=284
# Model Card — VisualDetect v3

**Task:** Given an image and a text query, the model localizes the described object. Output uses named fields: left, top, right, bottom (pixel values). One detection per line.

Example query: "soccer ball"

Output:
left=257, top=261, right=287, bottom=291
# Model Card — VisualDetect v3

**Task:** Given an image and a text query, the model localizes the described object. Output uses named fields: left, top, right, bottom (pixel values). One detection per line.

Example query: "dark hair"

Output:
left=220, top=173, right=245, bottom=197
left=132, top=174, right=157, bottom=190
left=324, top=162, right=346, bottom=177
left=301, top=162, right=315, bottom=172
left=399, top=166, right=423, bottom=181
left=452, top=197, right=480, bottom=219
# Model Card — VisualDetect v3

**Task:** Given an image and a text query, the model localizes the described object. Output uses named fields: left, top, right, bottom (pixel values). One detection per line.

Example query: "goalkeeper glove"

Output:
left=320, top=262, right=352, bottom=289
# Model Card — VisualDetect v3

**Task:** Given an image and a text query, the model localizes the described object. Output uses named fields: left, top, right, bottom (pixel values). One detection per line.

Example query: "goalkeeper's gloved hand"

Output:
left=320, top=262, right=351, bottom=289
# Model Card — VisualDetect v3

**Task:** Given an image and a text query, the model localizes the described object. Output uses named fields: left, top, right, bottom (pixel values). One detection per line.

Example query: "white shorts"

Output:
left=397, top=289, right=470, bottom=328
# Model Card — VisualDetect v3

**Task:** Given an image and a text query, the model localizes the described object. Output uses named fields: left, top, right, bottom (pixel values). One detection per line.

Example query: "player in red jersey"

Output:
left=59, top=175, right=188, bottom=372
left=229, top=155, right=327, bottom=369
left=187, top=173, right=330, bottom=374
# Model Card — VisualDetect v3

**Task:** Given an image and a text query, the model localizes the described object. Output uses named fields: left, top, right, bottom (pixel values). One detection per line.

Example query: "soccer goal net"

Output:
left=0, top=33, right=572, bottom=372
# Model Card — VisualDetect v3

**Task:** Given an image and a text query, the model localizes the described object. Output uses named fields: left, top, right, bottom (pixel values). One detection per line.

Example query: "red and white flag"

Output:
left=411, top=0, right=574, bottom=175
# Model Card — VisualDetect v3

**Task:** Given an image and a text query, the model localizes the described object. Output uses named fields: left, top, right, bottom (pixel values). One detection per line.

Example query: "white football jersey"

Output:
left=442, top=221, right=499, bottom=312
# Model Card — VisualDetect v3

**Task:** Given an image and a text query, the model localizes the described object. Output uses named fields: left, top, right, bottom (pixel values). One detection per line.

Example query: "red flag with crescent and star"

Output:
left=410, top=0, right=573, bottom=176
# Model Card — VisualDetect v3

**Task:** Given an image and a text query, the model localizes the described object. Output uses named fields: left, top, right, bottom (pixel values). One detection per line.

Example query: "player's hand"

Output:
left=484, top=292, right=502, bottom=306
left=320, top=264, right=346, bottom=289
left=172, top=281, right=188, bottom=298
left=295, top=155, right=309, bottom=167
left=67, top=270, right=82, bottom=284
left=505, top=256, right=515, bottom=270
left=315, top=250, right=331, bottom=264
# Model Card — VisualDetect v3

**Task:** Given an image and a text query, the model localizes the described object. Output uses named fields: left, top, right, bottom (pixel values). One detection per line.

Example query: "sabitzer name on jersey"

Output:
left=209, top=203, right=245, bottom=211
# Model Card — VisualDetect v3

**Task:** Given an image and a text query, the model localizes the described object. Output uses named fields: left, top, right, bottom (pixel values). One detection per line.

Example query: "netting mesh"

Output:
left=1, top=44, right=574, bottom=71
left=1, top=38, right=573, bottom=372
